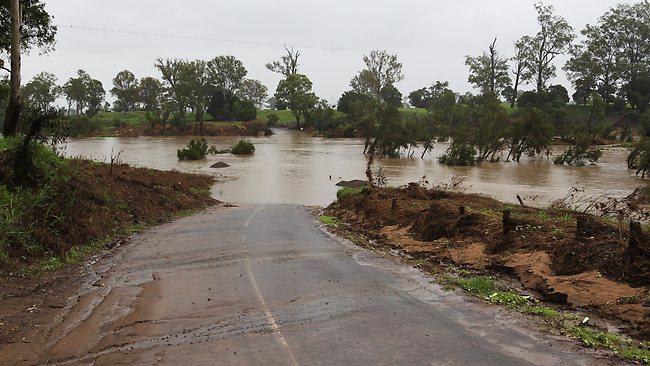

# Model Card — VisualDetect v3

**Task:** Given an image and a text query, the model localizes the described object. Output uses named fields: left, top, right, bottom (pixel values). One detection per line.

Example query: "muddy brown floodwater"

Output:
left=63, top=129, right=643, bottom=206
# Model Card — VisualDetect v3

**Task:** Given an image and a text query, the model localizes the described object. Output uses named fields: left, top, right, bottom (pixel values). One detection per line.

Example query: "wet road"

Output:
left=36, top=205, right=610, bottom=365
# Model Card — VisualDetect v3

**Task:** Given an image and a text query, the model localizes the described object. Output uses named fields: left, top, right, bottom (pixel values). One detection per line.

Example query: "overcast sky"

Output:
left=21, top=0, right=637, bottom=105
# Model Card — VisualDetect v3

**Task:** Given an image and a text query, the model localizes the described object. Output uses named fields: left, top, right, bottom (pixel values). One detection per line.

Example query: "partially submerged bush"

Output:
left=554, top=135, right=602, bottom=166
left=231, top=139, right=255, bottom=155
left=177, top=139, right=209, bottom=160
left=438, top=143, right=477, bottom=166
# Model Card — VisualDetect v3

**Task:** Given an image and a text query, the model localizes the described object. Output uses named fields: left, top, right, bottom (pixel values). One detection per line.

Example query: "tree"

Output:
left=337, top=90, right=371, bottom=121
left=519, top=3, right=575, bottom=93
left=0, top=0, right=57, bottom=55
left=565, top=23, right=620, bottom=106
left=111, top=70, right=139, bottom=113
left=155, top=58, right=190, bottom=114
left=380, top=84, right=403, bottom=109
left=350, top=50, right=404, bottom=100
left=179, top=60, right=212, bottom=130
left=139, top=76, right=163, bottom=112
left=509, top=40, right=531, bottom=108
left=62, top=70, right=105, bottom=116
left=465, top=38, right=511, bottom=97
left=600, top=2, right=650, bottom=86
left=22, top=71, right=59, bottom=111
left=408, top=88, right=432, bottom=109
left=1, top=0, right=57, bottom=136
left=238, top=79, right=267, bottom=108
left=274, top=74, right=317, bottom=126
left=506, top=108, right=554, bottom=162
left=266, top=45, right=300, bottom=76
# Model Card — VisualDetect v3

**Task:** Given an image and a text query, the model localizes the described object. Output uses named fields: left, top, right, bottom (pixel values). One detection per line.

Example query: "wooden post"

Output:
left=391, top=198, right=397, bottom=211
left=502, top=210, right=512, bottom=235
left=458, top=206, right=465, bottom=216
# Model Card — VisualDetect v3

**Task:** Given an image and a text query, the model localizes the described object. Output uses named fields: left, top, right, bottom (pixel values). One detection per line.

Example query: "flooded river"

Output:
left=63, top=129, right=644, bottom=206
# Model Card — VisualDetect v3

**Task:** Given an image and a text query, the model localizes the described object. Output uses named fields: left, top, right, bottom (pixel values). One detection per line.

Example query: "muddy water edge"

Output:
left=63, top=128, right=643, bottom=206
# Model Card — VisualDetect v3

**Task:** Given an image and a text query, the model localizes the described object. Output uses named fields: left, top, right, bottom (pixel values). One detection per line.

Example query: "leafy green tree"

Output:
left=231, top=99, right=256, bottom=121
left=350, top=50, right=404, bottom=100
left=508, top=40, right=531, bottom=108
left=380, top=84, right=403, bottom=109
left=179, top=60, right=212, bottom=130
left=628, top=137, right=650, bottom=178
left=266, top=45, right=300, bottom=76
left=337, top=90, right=371, bottom=120
left=408, top=88, right=431, bottom=108
left=62, top=70, right=105, bottom=116
left=465, top=38, right=511, bottom=97
left=624, top=76, right=650, bottom=112
left=207, top=55, right=247, bottom=105
left=519, top=3, right=575, bottom=93
left=22, top=71, right=60, bottom=111
left=274, top=74, right=317, bottom=127
left=139, top=76, right=163, bottom=112
left=111, top=70, right=139, bottom=113
left=238, top=79, right=268, bottom=108
left=565, top=24, right=619, bottom=106
left=2, top=0, right=57, bottom=135
left=154, top=58, right=190, bottom=114
left=600, top=2, right=650, bottom=86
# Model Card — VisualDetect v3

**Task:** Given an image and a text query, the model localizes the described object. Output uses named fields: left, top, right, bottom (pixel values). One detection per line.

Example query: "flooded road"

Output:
left=63, top=129, right=643, bottom=206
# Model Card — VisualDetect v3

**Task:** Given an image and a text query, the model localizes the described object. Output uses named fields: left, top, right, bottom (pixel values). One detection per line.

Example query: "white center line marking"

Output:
left=243, top=205, right=299, bottom=366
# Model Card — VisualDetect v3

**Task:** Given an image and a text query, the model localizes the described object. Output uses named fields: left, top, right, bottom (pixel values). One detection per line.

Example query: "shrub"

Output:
left=266, top=113, right=279, bottom=127
left=66, top=116, right=102, bottom=137
left=232, top=99, right=257, bottom=121
left=177, top=139, right=209, bottom=160
left=337, top=187, right=364, bottom=200
left=438, top=143, right=477, bottom=166
left=231, top=139, right=255, bottom=155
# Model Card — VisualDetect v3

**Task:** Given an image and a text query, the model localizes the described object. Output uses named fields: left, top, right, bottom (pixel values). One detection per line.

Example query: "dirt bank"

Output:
left=113, top=121, right=272, bottom=138
left=0, top=160, right=219, bottom=356
left=325, top=185, right=650, bottom=340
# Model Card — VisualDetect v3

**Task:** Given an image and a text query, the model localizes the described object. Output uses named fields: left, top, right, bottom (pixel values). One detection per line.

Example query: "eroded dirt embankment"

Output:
left=0, top=161, right=218, bottom=362
left=325, top=185, right=650, bottom=340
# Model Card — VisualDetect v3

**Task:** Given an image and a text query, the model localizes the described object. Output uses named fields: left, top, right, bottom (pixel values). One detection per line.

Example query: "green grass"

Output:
left=336, top=187, right=364, bottom=200
left=443, top=274, right=650, bottom=364
left=319, top=215, right=342, bottom=226
left=257, top=110, right=296, bottom=125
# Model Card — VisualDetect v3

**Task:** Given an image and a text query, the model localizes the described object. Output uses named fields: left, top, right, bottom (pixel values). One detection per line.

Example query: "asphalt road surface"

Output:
left=35, top=204, right=614, bottom=365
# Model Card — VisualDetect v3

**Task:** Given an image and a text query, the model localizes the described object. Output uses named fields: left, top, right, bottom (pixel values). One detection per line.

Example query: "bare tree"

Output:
left=266, top=45, right=300, bottom=76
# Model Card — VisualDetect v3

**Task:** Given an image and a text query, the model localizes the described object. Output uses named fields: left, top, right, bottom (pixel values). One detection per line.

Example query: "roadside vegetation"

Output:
left=321, top=184, right=650, bottom=363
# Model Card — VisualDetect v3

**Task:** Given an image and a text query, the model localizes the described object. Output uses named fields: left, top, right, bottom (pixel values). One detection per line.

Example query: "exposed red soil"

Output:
left=326, top=185, right=650, bottom=340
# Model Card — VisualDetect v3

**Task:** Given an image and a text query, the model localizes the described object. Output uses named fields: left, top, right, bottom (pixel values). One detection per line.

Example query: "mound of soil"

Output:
left=211, top=162, right=230, bottom=168
left=327, top=186, right=650, bottom=339
left=8, top=160, right=218, bottom=263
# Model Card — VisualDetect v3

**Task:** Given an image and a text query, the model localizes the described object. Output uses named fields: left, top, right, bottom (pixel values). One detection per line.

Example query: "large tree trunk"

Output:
left=3, top=0, right=21, bottom=136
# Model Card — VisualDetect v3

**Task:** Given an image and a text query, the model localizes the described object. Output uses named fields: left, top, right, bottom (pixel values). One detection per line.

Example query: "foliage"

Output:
left=231, top=99, right=257, bottom=121
left=518, top=3, right=575, bottom=92
left=238, top=79, right=268, bottom=108
left=350, top=50, right=404, bottom=100
left=62, top=70, right=106, bottom=116
left=628, top=137, right=650, bottom=178
left=438, top=142, right=477, bottom=166
left=274, top=74, right=318, bottom=126
left=266, top=112, right=279, bottom=127
left=110, top=70, right=140, bottom=113
left=266, top=45, right=300, bottom=76
left=554, top=135, right=602, bottom=166
left=139, top=76, right=163, bottom=112
left=447, top=276, right=496, bottom=297
left=319, top=215, right=342, bottom=226
left=177, top=139, right=209, bottom=160
left=465, top=38, right=511, bottom=97
left=231, top=139, right=255, bottom=155
left=22, top=72, right=60, bottom=111
left=66, top=115, right=102, bottom=137
left=337, top=187, right=364, bottom=200
left=506, top=108, right=554, bottom=162
left=0, top=0, right=57, bottom=54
